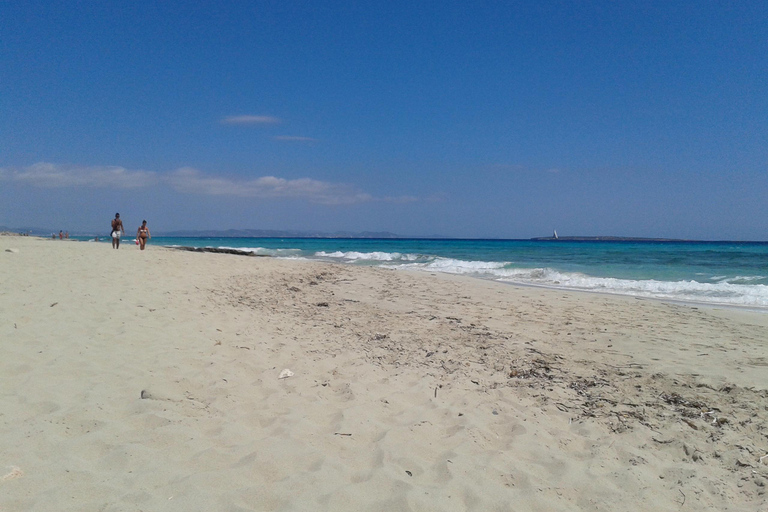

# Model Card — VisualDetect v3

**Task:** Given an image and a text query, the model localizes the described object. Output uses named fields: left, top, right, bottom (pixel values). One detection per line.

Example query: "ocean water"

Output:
left=107, top=237, right=768, bottom=310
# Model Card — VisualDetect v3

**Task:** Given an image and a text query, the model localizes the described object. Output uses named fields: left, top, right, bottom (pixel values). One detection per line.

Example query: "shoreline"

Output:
left=168, top=243, right=768, bottom=314
left=1, top=237, right=766, bottom=510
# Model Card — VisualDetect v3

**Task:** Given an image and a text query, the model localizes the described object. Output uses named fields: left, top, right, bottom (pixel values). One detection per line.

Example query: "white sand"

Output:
left=1, top=236, right=767, bottom=511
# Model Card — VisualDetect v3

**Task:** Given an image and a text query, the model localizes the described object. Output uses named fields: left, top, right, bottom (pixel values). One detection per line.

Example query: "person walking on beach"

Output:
left=136, top=220, right=151, bottom=250
left=111, top=213, right=124, bottom=249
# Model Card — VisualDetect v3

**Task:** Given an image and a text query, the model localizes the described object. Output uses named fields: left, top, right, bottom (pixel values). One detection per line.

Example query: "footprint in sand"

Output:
left=2, top=466, right=23, bottom=481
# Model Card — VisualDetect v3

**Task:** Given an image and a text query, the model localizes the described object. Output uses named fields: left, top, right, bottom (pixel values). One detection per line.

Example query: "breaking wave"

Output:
left=312, top=252, right=768, bottom=308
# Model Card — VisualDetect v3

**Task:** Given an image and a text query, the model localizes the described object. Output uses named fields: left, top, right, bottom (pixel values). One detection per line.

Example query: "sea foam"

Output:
left=309, top=251, right=768, bottom=308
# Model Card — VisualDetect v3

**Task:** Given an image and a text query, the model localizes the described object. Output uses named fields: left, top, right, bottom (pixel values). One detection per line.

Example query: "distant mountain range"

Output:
left=0, top=226, right=402, bottom=239
left=159, top=229, right=402, bottom=238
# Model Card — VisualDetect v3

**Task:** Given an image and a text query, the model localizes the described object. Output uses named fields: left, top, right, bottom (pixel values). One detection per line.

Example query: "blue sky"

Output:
left=1, top=1, right=766, bottom=239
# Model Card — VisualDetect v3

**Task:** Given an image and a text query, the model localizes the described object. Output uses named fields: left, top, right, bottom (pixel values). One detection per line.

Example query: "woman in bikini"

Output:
left=136, top=220, right=151, bottom=250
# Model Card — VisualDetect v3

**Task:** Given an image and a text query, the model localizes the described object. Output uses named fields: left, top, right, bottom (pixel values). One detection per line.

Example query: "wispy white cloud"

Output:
left=380, top=195, right=419, bottom=204
left=1, top=163, right=418, bottom=205
left=221, top=115, right=281, bottom=125
left=167, top=167, right=373, bottom=205
left=0, top=163, right=156, bottom=188
left=273, top=135, right=318, bottom=142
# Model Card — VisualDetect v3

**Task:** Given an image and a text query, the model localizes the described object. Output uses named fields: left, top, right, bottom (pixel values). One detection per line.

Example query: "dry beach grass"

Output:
left=1, top=236, right=767, bottom=511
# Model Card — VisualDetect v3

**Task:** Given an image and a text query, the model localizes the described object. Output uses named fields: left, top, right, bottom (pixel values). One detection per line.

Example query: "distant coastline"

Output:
left=1, top=225, right=764, bottom=243
left=530, top=235, right=693, bottom=242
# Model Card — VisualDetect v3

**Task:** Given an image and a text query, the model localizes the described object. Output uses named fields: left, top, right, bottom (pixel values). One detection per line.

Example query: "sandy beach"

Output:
left=1, top=236, right=766, bottom=511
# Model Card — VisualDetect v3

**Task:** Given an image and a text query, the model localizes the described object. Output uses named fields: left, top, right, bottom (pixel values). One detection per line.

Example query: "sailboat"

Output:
left=553, top=230, right=559, bottom=239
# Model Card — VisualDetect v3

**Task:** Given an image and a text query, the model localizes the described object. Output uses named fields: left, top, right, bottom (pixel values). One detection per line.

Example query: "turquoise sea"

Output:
left=87, top=237, right=768, bottom=310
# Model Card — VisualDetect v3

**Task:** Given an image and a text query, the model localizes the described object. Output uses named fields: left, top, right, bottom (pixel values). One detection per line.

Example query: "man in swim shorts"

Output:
left=111, top=213, right=124, bottom=249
